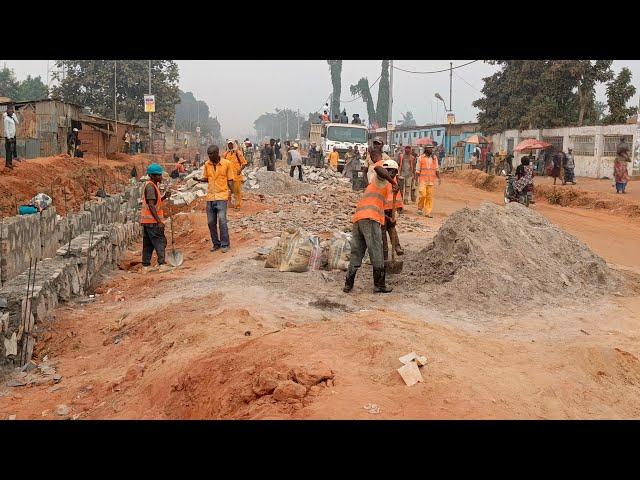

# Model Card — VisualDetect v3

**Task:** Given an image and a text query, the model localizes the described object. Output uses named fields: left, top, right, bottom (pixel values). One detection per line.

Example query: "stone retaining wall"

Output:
left=0, top=183, right=143, bottom=367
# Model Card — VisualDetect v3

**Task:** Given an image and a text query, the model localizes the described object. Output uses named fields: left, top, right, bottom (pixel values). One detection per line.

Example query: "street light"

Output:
left=435, top=92, right=451, bottom=155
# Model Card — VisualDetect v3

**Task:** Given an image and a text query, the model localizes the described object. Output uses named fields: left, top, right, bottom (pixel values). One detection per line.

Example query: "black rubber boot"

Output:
left=373, top=268, right=393, bottom=293
left=343, top=267, right=358, bottom=293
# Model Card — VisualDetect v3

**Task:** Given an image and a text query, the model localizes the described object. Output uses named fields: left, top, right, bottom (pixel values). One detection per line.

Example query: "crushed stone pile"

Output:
left=243, top=166, right=350, bottom=194
left=398, top=202, right=622, bottom=312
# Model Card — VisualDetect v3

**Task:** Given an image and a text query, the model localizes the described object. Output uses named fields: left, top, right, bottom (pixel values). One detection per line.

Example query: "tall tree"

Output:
left=51, top=60, right=180, bottom=127
left=175, top=90, right=220, bottom=139
left=573, top=60, right=613, bottom=126
left=0, top=67, right=20, bottom=100
left=399, top=111, right=416, bottom=126
left=327, top=60, right=342, bottom=117
left=375, top=60, right=390, bottom=126
left=604, top=67, right=637, bottom=125
left=349, top=78, right=376, bottom=122
left=254, top=109, right=307, bottom=141
left=15, top=75, right=48, bottom=101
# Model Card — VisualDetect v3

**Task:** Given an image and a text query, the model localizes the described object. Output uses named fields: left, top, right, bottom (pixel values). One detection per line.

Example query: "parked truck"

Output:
left=308, top=122, right=368, bottom=172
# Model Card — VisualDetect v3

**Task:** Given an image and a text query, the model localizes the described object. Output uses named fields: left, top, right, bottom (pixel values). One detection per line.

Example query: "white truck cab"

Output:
left=310, top=122, right=369, bottom=172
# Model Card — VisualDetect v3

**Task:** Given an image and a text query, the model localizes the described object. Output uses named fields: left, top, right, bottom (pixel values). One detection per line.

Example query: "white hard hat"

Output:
left=293, top=143, right=299, bottom=148
left=382, top=159, right=399, bottom=170
left=73, top=128, right=79, bottom=132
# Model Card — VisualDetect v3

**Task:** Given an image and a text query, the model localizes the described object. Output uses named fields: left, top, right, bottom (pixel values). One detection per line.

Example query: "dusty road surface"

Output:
left=1, top=169, right=639, bottom=420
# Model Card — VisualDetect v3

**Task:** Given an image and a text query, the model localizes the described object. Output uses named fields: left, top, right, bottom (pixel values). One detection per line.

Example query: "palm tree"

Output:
left=327, top=60, right=342, bottom=118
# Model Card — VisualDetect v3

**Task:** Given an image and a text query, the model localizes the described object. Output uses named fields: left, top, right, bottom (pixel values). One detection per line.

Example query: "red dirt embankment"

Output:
left=451, top=170, right=640, bottom=218
left=0, top=153, right=158, bottom=217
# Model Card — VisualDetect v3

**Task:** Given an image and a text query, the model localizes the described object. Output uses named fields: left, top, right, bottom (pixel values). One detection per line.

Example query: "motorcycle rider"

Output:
left=512, top=156, right=535, bottom=204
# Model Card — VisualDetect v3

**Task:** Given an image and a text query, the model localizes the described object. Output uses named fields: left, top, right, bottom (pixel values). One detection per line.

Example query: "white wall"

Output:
left=489, top=124, right=637, bottom=178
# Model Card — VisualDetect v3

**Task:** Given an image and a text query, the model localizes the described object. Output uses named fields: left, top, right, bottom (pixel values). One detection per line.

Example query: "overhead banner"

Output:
left=144, top=95, right=155, bottom=113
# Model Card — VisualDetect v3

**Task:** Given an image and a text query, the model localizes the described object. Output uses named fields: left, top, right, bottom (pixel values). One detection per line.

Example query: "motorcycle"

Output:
left=502, top=170, right=529, bottom=207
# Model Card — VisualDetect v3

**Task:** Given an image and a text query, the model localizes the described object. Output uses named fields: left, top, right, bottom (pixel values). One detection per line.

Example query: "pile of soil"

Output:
left=398, top=202, right=623, bottom=312
left=249, top=171, right=315, bottom=196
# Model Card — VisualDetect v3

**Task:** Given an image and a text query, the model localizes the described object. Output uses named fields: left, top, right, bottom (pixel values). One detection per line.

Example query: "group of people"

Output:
left=141, top=139, right=249, bottom=271
left=318, top=107, right=362, bottom=125
left=534, top=148, right=576, bottom=186
left=123, top=131, right=143, bottom=154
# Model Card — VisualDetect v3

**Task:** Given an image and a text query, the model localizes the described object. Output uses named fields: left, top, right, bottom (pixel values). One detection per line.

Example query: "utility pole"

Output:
left=286, top=109, right=289, bottom=139
left=114, top=60, right=117, bottom=139
left=297, top=108, right=300, bottom=139
left=388, top=60, right=394, bottom=147
left=449, top=62, right=453, bottom=112
left=148, top=60, right=152, bottom=154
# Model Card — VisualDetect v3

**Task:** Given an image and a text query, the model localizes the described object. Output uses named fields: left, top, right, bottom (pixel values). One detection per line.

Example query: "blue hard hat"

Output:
left=147, top=163, right=163, bottom=175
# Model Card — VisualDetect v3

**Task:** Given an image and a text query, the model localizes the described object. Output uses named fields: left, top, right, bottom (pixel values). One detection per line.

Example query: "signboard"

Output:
left=447, top=112, right=456, bottom=124
left=144, top=95, right=155, bottom=113
left=386, top=122, right=395, bottom=131
left=196, top=126, right=201, bottom=134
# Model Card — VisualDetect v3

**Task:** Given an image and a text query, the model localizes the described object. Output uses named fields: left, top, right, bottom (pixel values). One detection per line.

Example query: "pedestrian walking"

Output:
left=397, top=145, right=416, bottom=204
left=614, top=145, right=631, bottom=194
left=551, top=149, right=564, bottom=185
left=329, top=146, right=339, bottom=171
left=563, top=148, right=576, bottom=185
left=289, top=143, right=303, bottom=181
left=67, top=128, right=80, bottom=157
left=193, top=145, right=234, bottom=252
left=223, top=139, right=248, bottom=209
left=123, top=131, right=131, bottom=154
left=416, top=146, right=441, bottom=218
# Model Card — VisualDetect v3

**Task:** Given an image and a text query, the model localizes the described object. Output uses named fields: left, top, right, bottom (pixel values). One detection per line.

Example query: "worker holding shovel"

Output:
left=140, top=163, right=172, bottom=273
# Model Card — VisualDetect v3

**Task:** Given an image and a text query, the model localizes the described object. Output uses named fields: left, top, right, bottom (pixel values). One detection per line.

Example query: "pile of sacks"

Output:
left=263, top=228, right=352, bottom=273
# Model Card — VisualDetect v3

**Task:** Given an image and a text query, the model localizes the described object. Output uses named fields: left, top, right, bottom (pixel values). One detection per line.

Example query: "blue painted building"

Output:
left=392, top=122, right=482, bottom=163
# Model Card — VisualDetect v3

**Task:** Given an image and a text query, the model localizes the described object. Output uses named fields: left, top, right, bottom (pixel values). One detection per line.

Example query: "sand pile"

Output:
left=399, top=202, right=622, bottom=312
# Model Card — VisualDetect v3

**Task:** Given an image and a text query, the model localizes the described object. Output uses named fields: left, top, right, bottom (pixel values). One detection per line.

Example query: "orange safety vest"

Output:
left=140, top=181, right=164, bottom=224
left=417, top=154, right=438, bottom=185
left=352, top=180, right=387, bottom=225
left=384, top=182, right=404, bottom=211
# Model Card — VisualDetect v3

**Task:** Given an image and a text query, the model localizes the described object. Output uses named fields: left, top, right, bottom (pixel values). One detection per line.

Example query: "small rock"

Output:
left=47, top=385, right=65, bottom=393
left=55, top=404, right=70, bottom=416
left=290, top=362, right=334, bottom=387
left=273, top=380, right=307, bottom=402
left=252, top=367, right=284, bottom=396
left=8, top=414, right=16, bottom=420
left=19, top=361, right=37, bottom=373
left=6, top=379, right=27, bottom=388
left=53, top=374, right=62, bottom=383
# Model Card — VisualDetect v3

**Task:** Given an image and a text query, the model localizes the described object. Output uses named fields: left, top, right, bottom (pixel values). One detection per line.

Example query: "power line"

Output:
left=392, top=60, right=479, bottom=75
left=452, top=70, right=483, bottom=93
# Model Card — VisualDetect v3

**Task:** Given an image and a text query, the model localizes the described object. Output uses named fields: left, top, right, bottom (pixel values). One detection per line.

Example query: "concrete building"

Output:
left=489, top=123, right=639, bottom=178
left=391, top=122, right=482, bottom=163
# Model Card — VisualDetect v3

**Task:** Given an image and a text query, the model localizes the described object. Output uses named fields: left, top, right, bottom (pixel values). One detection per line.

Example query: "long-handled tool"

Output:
left=384, top=190, right=404, bottom=275
left=166, top=204, right=183, bottom=267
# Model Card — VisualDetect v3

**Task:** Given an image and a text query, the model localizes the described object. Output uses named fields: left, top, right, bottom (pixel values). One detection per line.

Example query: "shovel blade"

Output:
left=385, top=260, right=403, bottom=275
left=166, top=250, right=184, bottom=267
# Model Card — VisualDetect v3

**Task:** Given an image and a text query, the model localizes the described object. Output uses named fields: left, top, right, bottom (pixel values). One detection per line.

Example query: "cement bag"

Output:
left=279, top=229, right=315, bottom=273
left=30, top=193, right=53, bottom=211
left=265, top=230, right=294, bottom=269
left=308, top=236, right=324, bottom=271
left=328, top=232, right=352, bottom=271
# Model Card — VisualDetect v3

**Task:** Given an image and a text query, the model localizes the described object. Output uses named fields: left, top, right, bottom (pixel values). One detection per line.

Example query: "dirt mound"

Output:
left=249, top=170, right=315, bottom=196
left=452, top=169, right=504, bottom=192
left=398, top=202, right=622, bottom=312
left=535, top=185, right=640, bottom=217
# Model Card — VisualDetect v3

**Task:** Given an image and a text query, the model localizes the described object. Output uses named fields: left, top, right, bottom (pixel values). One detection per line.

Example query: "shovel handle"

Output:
left=390, top=190, right=398, bottom=263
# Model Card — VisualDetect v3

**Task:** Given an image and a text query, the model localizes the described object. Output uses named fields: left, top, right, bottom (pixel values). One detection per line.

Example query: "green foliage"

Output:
left=473, top=60, right=615, bottom=133
left=0, top=68, right=48, bottom=101
left=375, top=60, right=390, bottom=126
left=175, top=90, right=221, bottom=140
left=604, top=67, right=637, bottom=125
left=15, top=75, right=48, bottom=101
left=253, top=108, right=307, bottom=141
left=399, top=111, right=416, bottom=127
left=51, top=60, right=180, bottom=127
left=327, top=60, right=342, bottom=116
left=0, top=67, right=20, bottom=99
left=350, top=78, right=376, bottom=122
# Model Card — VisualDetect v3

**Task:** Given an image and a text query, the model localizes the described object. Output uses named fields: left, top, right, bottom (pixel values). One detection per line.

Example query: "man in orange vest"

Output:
left=328, top=146, right=340, bottom=171
left=224, top=139, right=248, bottom=209
left=193, top=145, right=235, bottom=253
left=415, top=146, right=441, bottom=218
left=382, top=159, right=404, bottom=260
left=343, top=150, right=398, bottom=294
left=140, top=163, right=172, bottom=272
left=397, top=145, right=416, bottom=204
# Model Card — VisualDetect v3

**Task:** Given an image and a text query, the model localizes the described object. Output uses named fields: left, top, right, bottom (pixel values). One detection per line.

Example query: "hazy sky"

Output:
left=2, top=60, right=639, bottom=139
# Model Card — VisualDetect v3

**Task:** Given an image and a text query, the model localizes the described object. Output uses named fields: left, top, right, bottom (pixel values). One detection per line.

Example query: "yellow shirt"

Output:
left=203, top=158, right=233, bottom=201
left=224, top=149, right=247, bottom=178
left=329, top=151, right=339, bottom=167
